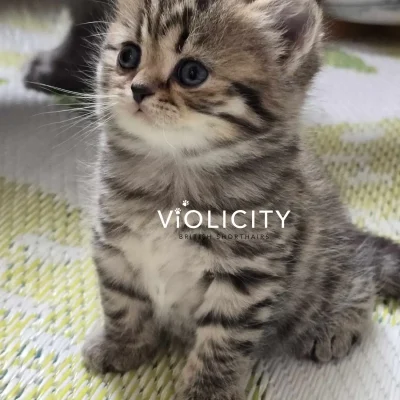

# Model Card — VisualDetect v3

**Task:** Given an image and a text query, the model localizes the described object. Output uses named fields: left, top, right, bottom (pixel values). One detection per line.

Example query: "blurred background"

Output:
left=0, top=1, right=400, bottom=400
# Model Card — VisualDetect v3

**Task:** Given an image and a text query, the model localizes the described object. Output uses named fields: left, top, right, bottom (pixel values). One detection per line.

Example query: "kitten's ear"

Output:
left=250, top=0, right=323, bottom=71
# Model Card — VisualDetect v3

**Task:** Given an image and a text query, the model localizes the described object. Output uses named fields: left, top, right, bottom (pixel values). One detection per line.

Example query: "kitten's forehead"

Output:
left=112, top=0, right=272, bottom=77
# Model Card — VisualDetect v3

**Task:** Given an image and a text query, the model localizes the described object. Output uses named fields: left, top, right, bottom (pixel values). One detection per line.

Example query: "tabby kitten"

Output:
left=82, top=0, right=400, bottom=399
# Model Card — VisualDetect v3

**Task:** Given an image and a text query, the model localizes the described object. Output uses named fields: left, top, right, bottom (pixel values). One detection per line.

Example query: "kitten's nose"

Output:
left=131, top=84, right=155, bottom=104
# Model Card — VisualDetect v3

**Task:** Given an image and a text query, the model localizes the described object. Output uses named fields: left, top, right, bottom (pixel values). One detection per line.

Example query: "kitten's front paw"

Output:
left=175, top=386, right=245, bottom=400
left=82, top=329, right=156, bottom=374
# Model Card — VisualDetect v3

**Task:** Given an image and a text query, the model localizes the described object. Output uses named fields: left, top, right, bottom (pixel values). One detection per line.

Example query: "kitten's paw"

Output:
left=175, top=392, right=244, bottom=400
left=175, top=385, right=244, bottom=400
left=82, top=329, right=156, bottom=374
left=296, top=327, right=360, bottom=363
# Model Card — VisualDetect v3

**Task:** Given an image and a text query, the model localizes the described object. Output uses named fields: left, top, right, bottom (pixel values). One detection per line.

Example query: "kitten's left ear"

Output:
left=249, top=0, right=323, bottom=72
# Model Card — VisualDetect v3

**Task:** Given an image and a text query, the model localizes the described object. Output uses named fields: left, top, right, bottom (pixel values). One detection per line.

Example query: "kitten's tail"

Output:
left=357, top=231, right=400, bottom=297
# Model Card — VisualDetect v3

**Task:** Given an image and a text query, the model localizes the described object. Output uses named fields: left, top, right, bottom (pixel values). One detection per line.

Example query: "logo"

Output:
left=157, top=201, right=291, bottom=230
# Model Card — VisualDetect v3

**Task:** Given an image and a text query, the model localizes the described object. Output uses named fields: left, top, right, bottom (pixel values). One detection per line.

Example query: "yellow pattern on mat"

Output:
left=308, top=119, right=400, bottom=225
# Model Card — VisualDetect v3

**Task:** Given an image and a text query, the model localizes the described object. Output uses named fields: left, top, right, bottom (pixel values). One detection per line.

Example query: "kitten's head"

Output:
left=99, top=0, right=322, bottom=151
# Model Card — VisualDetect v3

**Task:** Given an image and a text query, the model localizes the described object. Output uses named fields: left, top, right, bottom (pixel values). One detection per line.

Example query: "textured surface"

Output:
left=1, top=13, right=400, bottom=400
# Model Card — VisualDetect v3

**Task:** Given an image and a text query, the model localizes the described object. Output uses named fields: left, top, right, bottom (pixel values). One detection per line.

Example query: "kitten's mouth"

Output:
left=133, top=106, right=144, bottom=114
left=135, top=105, right=145, bottom=114
left=134, top=108, right=150, bottom=122
left=132, top=103, right=151, bottom=121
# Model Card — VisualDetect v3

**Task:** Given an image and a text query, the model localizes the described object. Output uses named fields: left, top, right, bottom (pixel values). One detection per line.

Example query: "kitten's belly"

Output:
left=122, top=228, right=210, bottom=328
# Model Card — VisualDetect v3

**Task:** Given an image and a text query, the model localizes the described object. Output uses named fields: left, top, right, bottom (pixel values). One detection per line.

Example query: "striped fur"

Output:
left=82, top=1, right=400, bottom=399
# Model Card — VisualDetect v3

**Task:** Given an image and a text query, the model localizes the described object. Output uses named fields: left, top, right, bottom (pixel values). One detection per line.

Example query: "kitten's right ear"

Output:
left=249, top=0, right=323, bottom=73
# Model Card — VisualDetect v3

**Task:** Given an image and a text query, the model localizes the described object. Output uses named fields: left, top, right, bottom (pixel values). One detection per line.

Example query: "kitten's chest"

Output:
left=122, top=225, right=210, bottom=322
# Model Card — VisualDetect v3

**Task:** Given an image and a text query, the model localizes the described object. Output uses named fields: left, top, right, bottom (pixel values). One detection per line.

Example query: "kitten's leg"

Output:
left=24, top=0, right=111, bottom=93
left=176, top=278, right=272, bottom=400
left=83, top=238, right=159, bottom=373
left=176, top=329, right=251, bottom=400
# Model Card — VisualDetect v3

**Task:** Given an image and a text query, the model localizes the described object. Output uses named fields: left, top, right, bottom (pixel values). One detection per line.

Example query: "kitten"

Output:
left=82, top=0, right=400, bottom=399
left=0, top=0, right=111, bottom=93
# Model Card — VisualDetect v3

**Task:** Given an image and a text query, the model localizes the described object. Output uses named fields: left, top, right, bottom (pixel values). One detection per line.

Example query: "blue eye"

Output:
left=176, top=59, right=209, bottom=87
left=118, top=43, right=141, bottom=69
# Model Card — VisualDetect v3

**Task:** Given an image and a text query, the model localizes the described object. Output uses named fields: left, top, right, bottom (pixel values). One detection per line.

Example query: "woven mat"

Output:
left=1, top=13, right=400, bottom=400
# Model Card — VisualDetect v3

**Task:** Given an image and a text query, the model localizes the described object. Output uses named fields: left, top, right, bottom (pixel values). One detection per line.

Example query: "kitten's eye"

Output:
left=118, top=43, right=141, bottom=69
left=176, top=60, right=209, bottom=87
